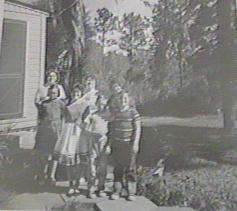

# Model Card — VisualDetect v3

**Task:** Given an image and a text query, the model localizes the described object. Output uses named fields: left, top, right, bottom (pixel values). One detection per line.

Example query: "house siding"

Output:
left=0, top=2, right=48, bottom=131
left=0, top=0, right=5, bottom=53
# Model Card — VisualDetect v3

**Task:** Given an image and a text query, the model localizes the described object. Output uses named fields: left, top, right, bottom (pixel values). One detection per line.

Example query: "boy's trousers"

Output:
left=74, top=154, right=96, bottom=191
left=95, top=153, right=108, bottom=191
left=111, top=140, right=137, bottom=195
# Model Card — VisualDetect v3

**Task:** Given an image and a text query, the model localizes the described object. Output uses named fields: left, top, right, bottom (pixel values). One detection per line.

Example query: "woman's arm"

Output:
left=58, top=85, right=66, bottom=100
left=34, top=89, right=41, bottom=106
left=34, top=87, right=49, bottom=107
left=34, top=89, right=45, bottom=107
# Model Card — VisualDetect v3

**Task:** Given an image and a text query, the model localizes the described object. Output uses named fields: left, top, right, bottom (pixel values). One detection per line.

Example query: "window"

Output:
left=0, top=19, right=27, bottom=120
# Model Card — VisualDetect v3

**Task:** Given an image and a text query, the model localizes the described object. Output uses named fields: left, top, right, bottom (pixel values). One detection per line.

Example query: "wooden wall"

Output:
left=0, top=0, right=5, bottom=54
left=0, top=1, right=48, bottom=131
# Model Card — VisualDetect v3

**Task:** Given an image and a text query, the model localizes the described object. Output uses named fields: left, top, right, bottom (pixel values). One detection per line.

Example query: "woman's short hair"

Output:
left=84, top=74, right=96, bottom=82
left=72, top=83, right=83, bottom=93
left=109, top=79, right=121, bottom=89
left=120, top=91, right=135, bottom=107
left=47, top=69, right=60, bottom=82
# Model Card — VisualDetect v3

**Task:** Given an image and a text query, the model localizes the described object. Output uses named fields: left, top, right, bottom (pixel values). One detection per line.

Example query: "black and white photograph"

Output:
left=0, top=0, right=236, bottom=210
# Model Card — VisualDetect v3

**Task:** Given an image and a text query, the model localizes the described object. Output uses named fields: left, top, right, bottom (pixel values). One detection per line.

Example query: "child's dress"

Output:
left=74, top=108, right=107, bottom=191
left=34, top=99, right=65, bottom=156
left=53, top=98, right=88, bottom=166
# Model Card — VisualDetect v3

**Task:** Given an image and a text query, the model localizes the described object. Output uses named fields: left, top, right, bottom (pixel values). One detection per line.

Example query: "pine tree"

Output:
left=94, top=7, right=118, bottom=81
left=117, top=12, right=153, bottom=86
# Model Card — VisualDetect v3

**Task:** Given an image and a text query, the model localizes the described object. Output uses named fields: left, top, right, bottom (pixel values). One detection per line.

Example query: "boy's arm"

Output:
left=132, top=109, right=141, bottom=154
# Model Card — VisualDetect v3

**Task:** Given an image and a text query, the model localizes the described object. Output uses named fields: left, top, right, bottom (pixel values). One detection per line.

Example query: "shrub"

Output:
left=138, top=165, right=237, bottom=210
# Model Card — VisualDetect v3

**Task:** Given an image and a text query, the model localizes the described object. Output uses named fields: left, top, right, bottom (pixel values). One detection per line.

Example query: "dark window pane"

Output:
left=0, top=19, right=26, bottom=119
left=0, top=78, right=24, bottom=119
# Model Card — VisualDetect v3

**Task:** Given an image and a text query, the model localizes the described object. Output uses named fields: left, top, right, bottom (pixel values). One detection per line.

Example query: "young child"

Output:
left=90, top=96, right=110, bottom=197
left=34, top=85, right=65, bottom=181
left=51, top=85, right=87, bottom=196
left=109, top=92, right=141, bottom=201
left=73, top=107, right=97, bottom=199
left=106, top=81, right=123, bottom=118
left=74, top=95, right=109, bottom=198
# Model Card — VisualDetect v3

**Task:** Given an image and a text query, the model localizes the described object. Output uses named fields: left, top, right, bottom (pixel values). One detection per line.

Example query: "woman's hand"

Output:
left=105, top=146, right=111, bottom=155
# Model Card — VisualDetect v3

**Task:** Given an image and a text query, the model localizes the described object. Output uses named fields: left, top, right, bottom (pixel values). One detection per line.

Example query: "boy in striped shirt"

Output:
left=109, top=92, right=141, bottom=201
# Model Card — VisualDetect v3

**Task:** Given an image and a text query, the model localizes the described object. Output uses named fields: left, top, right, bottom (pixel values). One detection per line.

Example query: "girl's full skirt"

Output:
left=53, top=122, right=81, bottom=166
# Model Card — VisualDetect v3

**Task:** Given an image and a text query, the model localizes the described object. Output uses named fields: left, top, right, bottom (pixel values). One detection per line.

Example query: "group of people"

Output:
left=34, top=69, right=141, bottom=201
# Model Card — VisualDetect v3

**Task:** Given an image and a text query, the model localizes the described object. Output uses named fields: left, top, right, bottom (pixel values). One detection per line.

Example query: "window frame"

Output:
left=0, top=18, right=27, bottom=120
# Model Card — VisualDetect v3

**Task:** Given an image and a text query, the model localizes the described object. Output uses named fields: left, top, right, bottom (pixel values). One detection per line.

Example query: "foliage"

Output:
left=94, top=8, right=118, bottom=50
left=33, top=0, right=89, bottom=85
left=90, top=7, right=158, bottom=103
left=149, top=0, right=193, bottom=88
left=81, top=41, right=129, bottom=96
left=138, top=165, right=237, bottom=210
left=117, top=13, right=154, bottom=89
left=33, top=0, right=236, bottom=118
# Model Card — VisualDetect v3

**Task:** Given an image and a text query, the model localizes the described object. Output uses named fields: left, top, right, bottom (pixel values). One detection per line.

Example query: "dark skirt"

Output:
left=34, top=120, right=59, bottom=156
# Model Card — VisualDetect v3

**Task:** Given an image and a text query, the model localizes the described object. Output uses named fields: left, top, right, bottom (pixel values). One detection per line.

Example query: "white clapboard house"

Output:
left=0, top=0, right=48, bottom=131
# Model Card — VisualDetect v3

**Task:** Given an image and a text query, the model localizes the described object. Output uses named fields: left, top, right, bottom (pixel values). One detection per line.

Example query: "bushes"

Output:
left=138, top=165, right=237, bottom=210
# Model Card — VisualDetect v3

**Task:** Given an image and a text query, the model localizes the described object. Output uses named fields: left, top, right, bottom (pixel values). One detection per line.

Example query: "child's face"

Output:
left=86, top=77, right=96, bottom=91
left=47, top=72, right=58, bottom=84
left=48, top=88, right=59, bottom=100
left=119, top=93, right=129, bottom=110
left=96, top=97, right=107, bottom=111
left=112, top=83, right=122, bottom=94
left=73, top=88, right=82, bottom=99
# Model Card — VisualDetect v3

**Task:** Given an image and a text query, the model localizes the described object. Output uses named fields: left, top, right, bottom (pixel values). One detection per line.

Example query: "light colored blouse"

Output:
left=35, top=84, right=66, bottom=104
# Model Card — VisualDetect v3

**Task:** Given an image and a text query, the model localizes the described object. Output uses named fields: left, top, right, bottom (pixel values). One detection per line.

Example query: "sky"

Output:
left=18, top=0, right=156, bottom=55
left=84, top=0, right=154, bottom=17
left=19, top=0, right=155, bottom=17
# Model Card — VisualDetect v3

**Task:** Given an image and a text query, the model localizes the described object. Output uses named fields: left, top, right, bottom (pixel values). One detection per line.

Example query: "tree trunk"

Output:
left=217, top=0, right=235, bottom=130
left=220, top=80, right=235, bottom=130
left=177, top=41, right=183, bottom=88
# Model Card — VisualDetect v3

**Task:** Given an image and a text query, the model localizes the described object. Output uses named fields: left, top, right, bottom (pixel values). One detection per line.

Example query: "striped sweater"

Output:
left=110, top=108, right=141, bottom=142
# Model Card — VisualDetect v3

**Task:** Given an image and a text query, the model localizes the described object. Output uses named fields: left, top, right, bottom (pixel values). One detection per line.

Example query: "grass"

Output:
left=1, top=126, right=237, bottom=210
left=137, top=126, right=237, bottom=211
